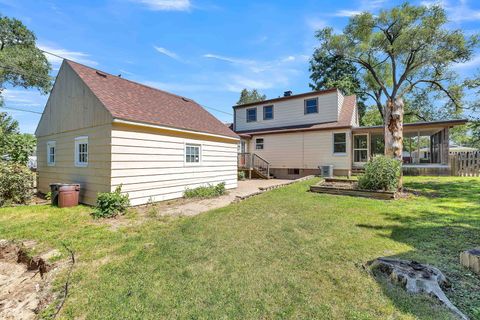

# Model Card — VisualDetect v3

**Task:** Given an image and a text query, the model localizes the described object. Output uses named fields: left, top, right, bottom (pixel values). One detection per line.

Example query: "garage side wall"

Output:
left=110, top=123, right=238, bottom=206
left=36, top=124, right=112, bottom=205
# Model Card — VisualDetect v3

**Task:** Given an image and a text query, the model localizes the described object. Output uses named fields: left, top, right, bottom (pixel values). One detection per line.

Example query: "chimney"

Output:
left=284, top=90, right=292, bottom=97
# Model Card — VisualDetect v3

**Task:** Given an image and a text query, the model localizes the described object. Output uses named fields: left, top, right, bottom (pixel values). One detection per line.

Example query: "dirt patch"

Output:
left=0, top=240, right=61, bottom=319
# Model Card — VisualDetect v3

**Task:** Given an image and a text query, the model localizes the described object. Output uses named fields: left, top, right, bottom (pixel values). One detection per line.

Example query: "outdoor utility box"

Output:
left=320, top=165, right=334, bottom=178
left=49, top=183, right=80, bottom=207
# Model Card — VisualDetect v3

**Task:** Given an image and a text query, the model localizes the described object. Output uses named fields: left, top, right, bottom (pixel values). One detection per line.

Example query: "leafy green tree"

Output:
left=313, top=3, right=478, bottom=167
left=0, top=112, right=35, bottom=165
left=309, top=53, right=368, bottom=121
left=0, top=15, right=51, bottom=96
left=236, top=88, right=266, bottom=105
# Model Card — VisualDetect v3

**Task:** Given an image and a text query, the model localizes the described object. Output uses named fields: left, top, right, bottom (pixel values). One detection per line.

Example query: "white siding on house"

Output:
left=248, top=129, right=351, bottom=170
left=36, top=124, right=112, bottom=205
left=110, top=124, right=238, bottom=206
left=235, top=91, right=342, bottom=132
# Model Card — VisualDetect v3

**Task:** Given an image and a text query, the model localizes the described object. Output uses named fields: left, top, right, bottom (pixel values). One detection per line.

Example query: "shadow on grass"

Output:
left=355, top=178, right=480, bottom=319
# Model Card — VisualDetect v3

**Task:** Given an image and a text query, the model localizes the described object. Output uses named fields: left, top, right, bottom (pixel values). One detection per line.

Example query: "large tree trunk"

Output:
left=384, top=97, right=404, bottom=188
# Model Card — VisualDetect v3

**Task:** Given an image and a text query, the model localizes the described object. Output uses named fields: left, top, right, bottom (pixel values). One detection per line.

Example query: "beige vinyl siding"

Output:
left=235, top=91, right=341, bottom=132
left=36, top=124, right=112, bottom=205
left=249, top=130, right=351, bottom=170
left=35, top=62, right=112, bottom=137
left=110, top=124, right=238, bottom=206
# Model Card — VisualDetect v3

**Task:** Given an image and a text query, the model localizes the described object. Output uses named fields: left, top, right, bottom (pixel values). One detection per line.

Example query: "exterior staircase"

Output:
left=238, top=153, right=273, bottom=179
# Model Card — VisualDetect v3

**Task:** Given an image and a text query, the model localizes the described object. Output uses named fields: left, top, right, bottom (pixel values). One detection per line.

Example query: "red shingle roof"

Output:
left=66, top=60, right=238, bottom=139
left=235, top=95, right=357, bottom=135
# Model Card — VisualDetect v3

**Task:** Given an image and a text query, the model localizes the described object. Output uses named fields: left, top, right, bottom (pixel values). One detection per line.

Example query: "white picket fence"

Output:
left=450, top=151, right=480, bottom=177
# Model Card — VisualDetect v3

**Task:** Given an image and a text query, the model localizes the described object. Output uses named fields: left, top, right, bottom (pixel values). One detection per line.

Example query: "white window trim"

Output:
left=47, top=141, right=56, bottom=166
left=353, top=133, right=369, bottom=163
left=332, top=132, right=347, bottom=156
left=255, top=138, right=264, bottom=150
left=246, top=107, right=257, bottom=122
left=184, top=143, right=202, bottom=166
left=74, top=136, right=89, bottom=167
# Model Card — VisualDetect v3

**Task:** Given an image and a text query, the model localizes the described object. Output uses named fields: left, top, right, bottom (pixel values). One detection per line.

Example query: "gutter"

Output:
left=112, top=118, right=240, bottom=142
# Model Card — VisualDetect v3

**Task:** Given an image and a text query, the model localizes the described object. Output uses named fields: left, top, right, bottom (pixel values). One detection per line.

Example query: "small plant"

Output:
left=93, top=186, right=130, bottom=218
left=0, top=162, right=35, bottom=206
left=358, top=156, right=401, bottom=191
left=238, top=171, right=246, bottom=180
left=184, top=182, right=226, bottom=199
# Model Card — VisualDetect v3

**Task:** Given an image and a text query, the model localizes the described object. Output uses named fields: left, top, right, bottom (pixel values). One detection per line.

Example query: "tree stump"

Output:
left=368, top=258, right=468, bottom=320
left=460, top=249, right=480, bottom=274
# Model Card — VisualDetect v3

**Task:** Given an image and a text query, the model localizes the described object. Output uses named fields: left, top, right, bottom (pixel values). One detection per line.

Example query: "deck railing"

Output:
left=237, top=152, right=252, bottom=169
left=450, top=151, right=480, bottom=176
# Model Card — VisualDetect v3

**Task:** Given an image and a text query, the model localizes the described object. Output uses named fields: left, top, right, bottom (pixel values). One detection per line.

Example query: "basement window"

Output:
left=288, top=168, right=300, bottom=175
left=47, top=141, right=56, bottom=166
left=75, top=136, right=88, bottom=167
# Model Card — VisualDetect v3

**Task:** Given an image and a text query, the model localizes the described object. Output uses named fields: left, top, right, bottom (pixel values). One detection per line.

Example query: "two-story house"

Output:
left=233, top=89, right=466, bottom=178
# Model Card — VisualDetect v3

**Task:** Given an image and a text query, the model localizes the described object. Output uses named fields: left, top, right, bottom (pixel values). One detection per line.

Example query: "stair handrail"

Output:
left=252, top=153, right=270, bottom=178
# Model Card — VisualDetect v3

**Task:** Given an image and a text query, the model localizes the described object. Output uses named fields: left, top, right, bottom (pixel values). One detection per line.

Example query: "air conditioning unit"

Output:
left=320, top=165, right=334, bottom=178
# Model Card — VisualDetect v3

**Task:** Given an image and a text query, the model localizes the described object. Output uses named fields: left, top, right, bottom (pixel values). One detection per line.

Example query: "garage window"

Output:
left=75, top=136, right=88, bottom=167
left=185, top=144, right=201, bottom=163
left=47, top=141, right=56, bottom=166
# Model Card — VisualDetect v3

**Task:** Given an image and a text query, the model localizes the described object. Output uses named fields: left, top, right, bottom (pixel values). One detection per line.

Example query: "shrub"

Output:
left=238, top=171, right=246, bottom=180
left=93, top=186, right=130, bottom=218
left=0, top=161, right=35, bottom=206
left=184, top=182, right=226, bottom=199
left=358, top=156, right=401, bottom=191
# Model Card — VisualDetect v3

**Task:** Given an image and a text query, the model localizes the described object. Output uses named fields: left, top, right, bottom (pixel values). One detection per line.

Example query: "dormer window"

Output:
left=263, top=105, right=273, bottom=120
left=304, top=98, right=318, bottom=114
left=246, top=108, right=257, bottom=122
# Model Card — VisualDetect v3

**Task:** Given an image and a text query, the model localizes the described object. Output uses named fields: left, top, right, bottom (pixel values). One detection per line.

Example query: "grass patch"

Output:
left=0, top=176, right=479, bottom=319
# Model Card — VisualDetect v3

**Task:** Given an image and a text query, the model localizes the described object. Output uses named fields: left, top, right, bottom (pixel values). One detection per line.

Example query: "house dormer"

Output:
left=233, top=88, right=347, bottom=132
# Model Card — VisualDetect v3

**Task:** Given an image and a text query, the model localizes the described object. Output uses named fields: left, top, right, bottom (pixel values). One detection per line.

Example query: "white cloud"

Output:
left=306, top=17, right=328, bottom=30
left=3, top=89, right=47, bottom=108
left=38, top=44, right=98, bottom=67
left=333, top=0, right=386, bottom=17
left=333, top=10, right=362, bottom=17
left=132, top=0, right=191, bottom=11
left=203, top=53, right=254, bottom=65
left=453, top=54, right=480, bottom=69
left=154, top=46, right=182, bottom=61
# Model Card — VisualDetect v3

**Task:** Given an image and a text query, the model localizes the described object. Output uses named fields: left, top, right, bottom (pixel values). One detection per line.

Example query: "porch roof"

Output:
left=352, top=119, right=467, bottom=134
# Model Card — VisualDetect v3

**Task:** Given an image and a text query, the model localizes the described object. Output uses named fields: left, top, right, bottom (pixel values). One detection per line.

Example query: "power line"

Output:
left=200, top=104, right=232, bottom=116
left=1, top=106, right=43, bottom=114
left=1, top=50, right=234, bottom=118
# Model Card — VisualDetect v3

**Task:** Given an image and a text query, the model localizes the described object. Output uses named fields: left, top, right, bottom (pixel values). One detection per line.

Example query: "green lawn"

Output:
left=1, top=176, right=479, bottom=319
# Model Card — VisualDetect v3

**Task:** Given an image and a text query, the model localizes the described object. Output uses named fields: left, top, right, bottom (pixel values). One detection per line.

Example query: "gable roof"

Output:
left=233, top=88, right=338, bottom=109
left=65, top=60, right=238, bottom=139
left=235, top=95, right=357, bottom=136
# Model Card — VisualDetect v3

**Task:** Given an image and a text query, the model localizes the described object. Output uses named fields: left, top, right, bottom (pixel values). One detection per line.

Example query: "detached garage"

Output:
left=36, top=60, right=239, bottom=206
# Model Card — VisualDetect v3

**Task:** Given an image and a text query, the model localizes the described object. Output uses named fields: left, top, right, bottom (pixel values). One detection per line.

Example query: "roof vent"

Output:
left=96, top=71, right=107, bottom=78
left=284, top=90, right=292, bottom=97
left=181, top=97, right=190, bottom=102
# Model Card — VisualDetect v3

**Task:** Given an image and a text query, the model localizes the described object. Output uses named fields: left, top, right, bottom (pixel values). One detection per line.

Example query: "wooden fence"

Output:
left=450, top=151, right=480, bottom=176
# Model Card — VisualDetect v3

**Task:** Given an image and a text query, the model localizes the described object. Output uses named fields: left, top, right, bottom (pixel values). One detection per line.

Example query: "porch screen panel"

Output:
left=354, top=135, right=368, bottom=162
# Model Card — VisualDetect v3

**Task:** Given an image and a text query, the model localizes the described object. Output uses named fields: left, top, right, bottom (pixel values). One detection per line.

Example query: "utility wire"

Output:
left=1, top=106, right=43, bottom=114
left=1, top=50, right=234, bottom=118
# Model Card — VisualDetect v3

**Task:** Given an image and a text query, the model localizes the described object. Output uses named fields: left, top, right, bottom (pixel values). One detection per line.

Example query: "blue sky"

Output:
left=1, top=0, right=480, bottom=133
